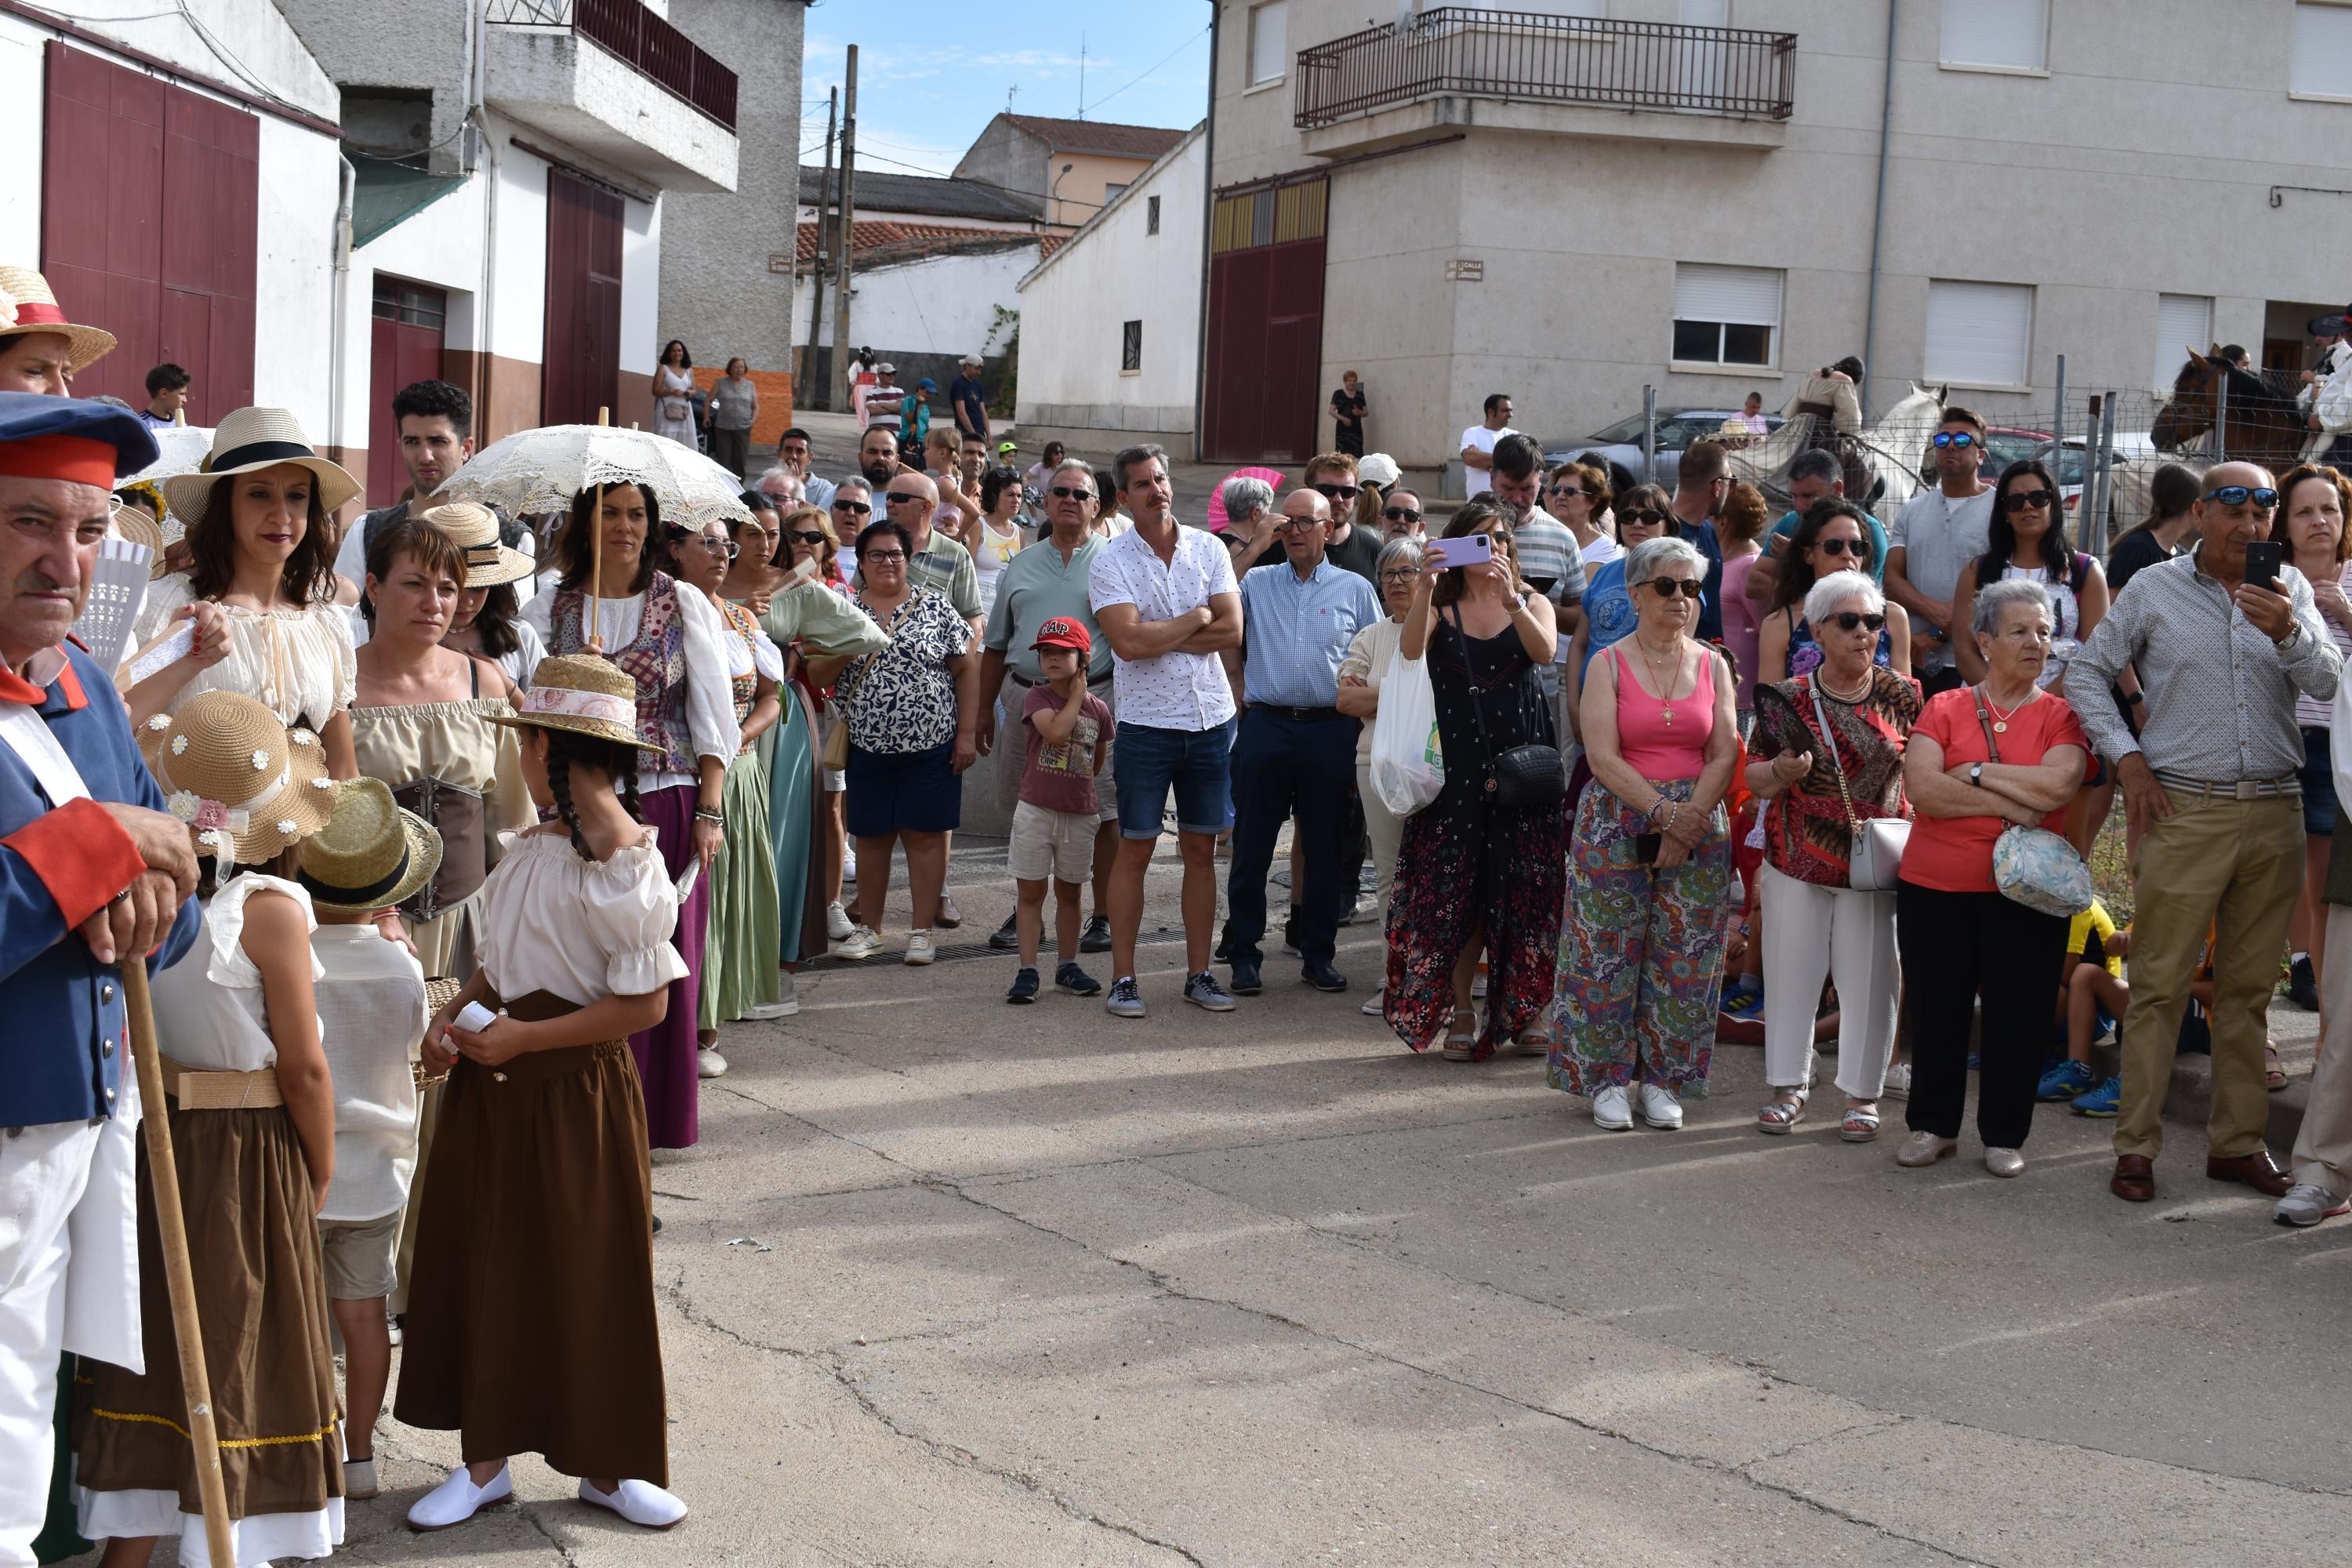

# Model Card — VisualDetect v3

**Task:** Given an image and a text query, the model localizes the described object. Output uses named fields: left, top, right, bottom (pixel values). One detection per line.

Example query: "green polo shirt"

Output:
left=906, top=531, right=982, bottom=621
left=983, top=533, right=1114, bottom=684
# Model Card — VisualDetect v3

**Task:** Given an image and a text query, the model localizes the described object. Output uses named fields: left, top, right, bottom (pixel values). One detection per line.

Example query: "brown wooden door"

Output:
left=541, top=169, right=623, bottom=428
left=1203, top=177, right=1327, bottom=465
left=367, top=279, right=450, bottom=508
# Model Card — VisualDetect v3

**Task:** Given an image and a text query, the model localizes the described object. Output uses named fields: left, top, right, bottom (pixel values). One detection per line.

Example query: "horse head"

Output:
left=2152, top=344, right=2225, bottom=451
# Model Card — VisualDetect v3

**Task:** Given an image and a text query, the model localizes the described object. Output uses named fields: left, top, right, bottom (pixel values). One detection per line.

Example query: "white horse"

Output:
left=1850, top=382, right=1944, bottom=514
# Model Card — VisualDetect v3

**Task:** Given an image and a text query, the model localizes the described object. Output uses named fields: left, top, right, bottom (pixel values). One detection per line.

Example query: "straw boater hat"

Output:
left=489, top=653, right=667, bottom=753
left=138, top=691, right=339, bottom=864
left=296, top=777, right=444, bottom=913
left=416, top=500, right=535, bottom=588
left=160, top=406, right=361, bottom=529
left=0, top=266, right=116, bottom=372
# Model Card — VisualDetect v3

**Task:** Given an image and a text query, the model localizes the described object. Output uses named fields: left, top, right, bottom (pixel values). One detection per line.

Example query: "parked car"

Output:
left=2027, top=434, right=2160, bottom=510
left=1547, top=408, right=1784, bottom=490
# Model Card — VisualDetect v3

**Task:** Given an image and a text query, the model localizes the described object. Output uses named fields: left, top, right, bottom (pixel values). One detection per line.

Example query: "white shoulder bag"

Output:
left=1809, top=679, right=1909, bottom=892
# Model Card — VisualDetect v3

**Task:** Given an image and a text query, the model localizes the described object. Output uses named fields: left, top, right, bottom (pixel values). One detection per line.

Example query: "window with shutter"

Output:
left=1122, top=320, right=1143, bottom=373
left=1147, top=195, right=1161, bottom=235
left=1249, top=2, right=1289, bottom=85
left=2153, top=294, right=2214, bottom=396
left=2292, top=2, right=2352, bottom=99
left=1940, top=0, right=2048, bottom=71
left=1671, top=263, right=1780, bottom=368
left=1924, top=281, right=2034, bottom=388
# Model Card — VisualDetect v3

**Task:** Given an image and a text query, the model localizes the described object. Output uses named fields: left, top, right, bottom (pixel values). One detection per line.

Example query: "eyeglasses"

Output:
left=884, top=492, right=927, bottom=506
left=1313, top=482, right=1360, bottom=502
left=1933, top=431, right=1980, bottom=449
left=1827, top=611, right=1887, bottom=633
left=1276, top=516, right=1325, bottom=532
left=2003, top=489, right=2056, bottom=512
left=788, top=529, right=828, bottom=544
left=1379, top=568, right=1418, bottom=583
left=1643, top=578, right=1704, bottom=600
left=2203, top=485, right=2281, bottom=509
left=695, top=537, right=740, bottom=558
left=862, top=550, right=907, bottom=564
left=1815, top=536, right=1864, bottom=557
left=834, top=499, right=873, bottom=515
left=1383, top=506, right=1422, bottom=524
left=1049, top=485, right=1095, bottom=502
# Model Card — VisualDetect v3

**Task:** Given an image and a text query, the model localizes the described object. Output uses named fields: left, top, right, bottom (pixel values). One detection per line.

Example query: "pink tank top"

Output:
left=1612, top=644, right=1714, bottom=781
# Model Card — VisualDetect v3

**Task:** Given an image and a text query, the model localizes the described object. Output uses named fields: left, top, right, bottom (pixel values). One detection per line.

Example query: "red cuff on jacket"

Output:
left=2, top=797, right=143, bottom=931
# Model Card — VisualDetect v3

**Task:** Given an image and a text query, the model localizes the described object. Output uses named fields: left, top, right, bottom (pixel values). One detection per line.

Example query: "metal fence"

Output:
left=1295, top=7, right=1796, bottom=129
left=487, top=0, right=738, bottom=129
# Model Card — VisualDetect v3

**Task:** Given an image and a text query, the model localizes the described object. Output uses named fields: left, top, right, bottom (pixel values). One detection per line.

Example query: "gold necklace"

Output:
left=1637, top=637, right=1685, bottom=726
left=1816, top=668, right=1872, bottom=704
left=1980, top=684, right=2033, bottom=734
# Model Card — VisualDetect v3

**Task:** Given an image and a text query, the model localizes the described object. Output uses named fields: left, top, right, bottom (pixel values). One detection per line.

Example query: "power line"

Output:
left=1083, top=23, right=1210, bottom=114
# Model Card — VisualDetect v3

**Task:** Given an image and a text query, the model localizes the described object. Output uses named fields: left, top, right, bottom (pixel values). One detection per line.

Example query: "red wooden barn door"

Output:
left=541, top=169, right=623, bottom=428
left=367, top=279, right=450, bottom=508
left=1203, top=176, right=1327, bottom=465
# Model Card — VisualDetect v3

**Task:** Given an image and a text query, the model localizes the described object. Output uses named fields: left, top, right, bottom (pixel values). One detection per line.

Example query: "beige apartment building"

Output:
left=1202, top=0, right=2352, bottom=470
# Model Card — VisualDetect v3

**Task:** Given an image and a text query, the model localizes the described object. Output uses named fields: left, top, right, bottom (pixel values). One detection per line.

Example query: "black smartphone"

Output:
left=1632, top=833, right=1663, bottom=864
left=2245, top=539, right=2285, bottom=594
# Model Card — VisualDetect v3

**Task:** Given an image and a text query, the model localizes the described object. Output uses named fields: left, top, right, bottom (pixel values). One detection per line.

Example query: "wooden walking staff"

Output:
left=587, top=405, right=609, bottom=652
left=118, top=959, right=238, bottom=1566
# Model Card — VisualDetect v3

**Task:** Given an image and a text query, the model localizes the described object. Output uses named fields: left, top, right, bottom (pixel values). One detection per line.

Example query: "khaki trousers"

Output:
left=2116, top=791, right=2302, bottom=1160
left=2292, top=903, right=2352, bottom=1196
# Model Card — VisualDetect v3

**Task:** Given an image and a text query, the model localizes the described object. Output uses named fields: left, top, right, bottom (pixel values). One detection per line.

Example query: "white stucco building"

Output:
left=1016, top=124, right=1207, bottom=456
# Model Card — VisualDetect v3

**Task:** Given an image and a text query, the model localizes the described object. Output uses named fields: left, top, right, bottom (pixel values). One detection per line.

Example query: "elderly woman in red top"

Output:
left=522, top=482, right=740, bottom=1150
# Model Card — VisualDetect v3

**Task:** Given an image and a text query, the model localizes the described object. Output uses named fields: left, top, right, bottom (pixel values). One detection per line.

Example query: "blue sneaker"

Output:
left=1054, top=961, right=1102, bottom=997
left=2038, top=1059, right=2096, bottom=1102
left=2071, top=1075, right=2122, bottom=1117
left=1006, top=967, right=1040, bottom=1005
left=1719, top=981, right=1765, bottom=1022
left=1183, top=971, right=1237, bottom=1012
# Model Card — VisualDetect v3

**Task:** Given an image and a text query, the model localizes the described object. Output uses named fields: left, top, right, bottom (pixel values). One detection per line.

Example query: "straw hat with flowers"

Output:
left=416, top=500, right=535, bottom=588
left=489, top=653, right=668, bottom=753
left=296, top=777, right=444, bottom=913
left=161, top=407, right=360, bottom=530
left=0, top=266, right=116, bottom=372
left=140, top=691, right=339, bottom=864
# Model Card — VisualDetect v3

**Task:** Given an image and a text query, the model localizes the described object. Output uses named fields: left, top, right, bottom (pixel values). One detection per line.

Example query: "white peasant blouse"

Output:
left=476, top=828, right=689, bottom=1006
left=133, top=572, right=357, bottom=731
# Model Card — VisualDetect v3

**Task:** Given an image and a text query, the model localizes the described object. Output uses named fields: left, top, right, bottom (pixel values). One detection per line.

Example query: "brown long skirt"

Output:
left=76, top=1104, right=343, bottom=1519
left=392, top=993, right=668, bottom=1483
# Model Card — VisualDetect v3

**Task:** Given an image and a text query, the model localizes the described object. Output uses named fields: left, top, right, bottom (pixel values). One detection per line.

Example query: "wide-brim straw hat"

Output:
left=488, top=652, right=667, bottom=753
left=415, top=499, right=535, bottom=587
left=109, top=499, right=164, bottom=557
left=160, top=407, right=360, bottom=529
left=0, top=267, right=116, bottom=372
left=296, top=777, right=444, bottom=913
left=138, top=691, right=339, bottom=864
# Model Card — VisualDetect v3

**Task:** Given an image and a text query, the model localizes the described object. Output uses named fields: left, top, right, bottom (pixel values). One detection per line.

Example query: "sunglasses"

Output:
left=1933, top=431, right=1980, bottom=448
left=1827, top=611, right=1888, bottom=633
left=1313, top=482, right=1360, bottom=502
left=884, top=492, right=927, bottom=506
left=788, top=529, right=827, bottom=544
left=1547, top=486, right=1588, bottom=500
left=2003, top=489, right=2056, bottom=512
left=1815, top=535, right=1865, bottom=557
left=1049, top=485, right=1095, bottom=502
left=1625, top=510, right=1671, bottom=529
left=1383, top=506, right=1422, bottom=524
left=1644, top=578, right=1704, bottom=600
left=2203, top=485, right=2281, bottom=509
left=834, top=499, right=873, bottom=515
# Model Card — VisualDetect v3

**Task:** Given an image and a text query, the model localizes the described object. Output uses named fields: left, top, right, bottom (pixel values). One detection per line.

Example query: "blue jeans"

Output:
left=1112, top=718, right=1236, bottom=839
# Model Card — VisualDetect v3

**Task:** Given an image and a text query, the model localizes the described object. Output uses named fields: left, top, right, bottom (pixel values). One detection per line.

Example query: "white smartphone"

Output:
left=675, top=858, right=702, bottom=903
left=454, top=1000, right=498, bottom=1033
left=1425, top=532, right=1494, bottom=572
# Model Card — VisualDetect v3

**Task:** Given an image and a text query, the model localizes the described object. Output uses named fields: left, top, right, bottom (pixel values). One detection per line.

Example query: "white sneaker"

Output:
left=1360, top=985, right=1385, bottom=1018
left=1882, top=1062, right=1912, bottom=1101
left=746, top=973, right=799, bottom=1020
left=826, top=901, right=854, bottom=941
left=903, top=931, right=936, bottom=965
left=697, top=1047, right=728, bottom=1078
left=1639, top=1082, right=1683, bottom=1130
left=1592, top=1083, right=1635, bottom=1131
left=409, top=1463, right=512, bottom=1530
left=843, top=849, right=858, bottom=883
left=578, top=1476, right=688, bottom=1530
left=834, top=924, right=883, bottom=961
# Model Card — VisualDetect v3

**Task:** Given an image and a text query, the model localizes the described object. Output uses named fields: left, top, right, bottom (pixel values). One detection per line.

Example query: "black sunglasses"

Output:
left=2004, top=489, right=2056, bottom=512
left=834, top=499, right=873, bottom=515
left=1626, top=510, right=1671, bottom=529
left=1049, top=485, right=1095, bottom=502
left=2204, top=485, right=2281, bottom=509
left=1933, top=431, right=1980, bottom=448
left=1816, top=536, right=1865, bottom=557
left=1644, top=578, right=1704, bottom=600
left=1828, top=611, right=1888, bottom=633
left=1383, top=506, right=1422, bottom=524
left=1313, top=482, right=1360, bottom=501
left=884, top=492, right=927, bottom=506
left=787, top=529, right=827, bottom=544
left=1547, top=485, right=1587, bottom=500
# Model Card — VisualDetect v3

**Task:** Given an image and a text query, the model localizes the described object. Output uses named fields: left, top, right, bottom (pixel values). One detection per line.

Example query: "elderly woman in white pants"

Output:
left=1742, top=573, right=1922, bottom=1141
left=1338, top=536, right=1425, bottom=1015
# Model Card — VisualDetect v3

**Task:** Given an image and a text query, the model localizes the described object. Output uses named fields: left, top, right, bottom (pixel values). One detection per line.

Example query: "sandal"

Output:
left=1440, top=1007, right=1477, bottom=1062
left=1840, top=1103, right=1882, bottom=1143
left=1756, top=1091, right=1808, bottom=1134
left=1512, top=1025, right=1555, bottom=1058
left=2266, top=1040, right=2288, bottom=1092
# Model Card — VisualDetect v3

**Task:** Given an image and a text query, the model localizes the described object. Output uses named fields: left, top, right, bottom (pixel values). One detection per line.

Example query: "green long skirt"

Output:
left=764, top=684, right=822, bottom=964
left=699, top=747, right=782, bottom=1028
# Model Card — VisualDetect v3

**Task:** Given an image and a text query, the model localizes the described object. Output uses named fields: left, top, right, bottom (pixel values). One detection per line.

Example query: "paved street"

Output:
left=64, top=835, right=2338, bottom=1568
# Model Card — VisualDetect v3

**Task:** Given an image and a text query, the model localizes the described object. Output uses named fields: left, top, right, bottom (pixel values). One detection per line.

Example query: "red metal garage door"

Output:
left=541, top=169, right=623, bottom=428
left=1203, top=175, right=1327, bottom=465
left=40, top=42, right=256, bottom=420
left=366, top=278, right=450, bottom=508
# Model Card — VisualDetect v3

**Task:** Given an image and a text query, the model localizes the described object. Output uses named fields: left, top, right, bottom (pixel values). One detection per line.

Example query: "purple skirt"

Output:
left=633, top=783, right=706, bottom=1149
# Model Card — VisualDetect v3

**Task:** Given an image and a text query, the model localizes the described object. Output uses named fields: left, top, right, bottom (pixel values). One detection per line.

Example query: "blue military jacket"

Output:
left=0, top=641, right=199, bottom=1127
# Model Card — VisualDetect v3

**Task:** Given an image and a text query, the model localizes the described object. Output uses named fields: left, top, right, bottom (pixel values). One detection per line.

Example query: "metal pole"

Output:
left=2096, top=390, right=2119, bottom=557
left=2051, top=353, right=2066, bottom=483
left=2215, top=367, right=2228, bottom=463
left=2083, top=393, right=2105, bottom=557
left=831, top=46, right=858, bottom=419
left=1642, top=383, right=1657, bottom=485
left=804, top=88, right=836, bottom=404
left=1858, top=0, right=1900, bottom=420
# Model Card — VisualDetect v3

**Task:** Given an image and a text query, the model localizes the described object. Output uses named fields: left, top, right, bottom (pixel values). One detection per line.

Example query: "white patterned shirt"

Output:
left=1087, top=522, right=1238, bottom=731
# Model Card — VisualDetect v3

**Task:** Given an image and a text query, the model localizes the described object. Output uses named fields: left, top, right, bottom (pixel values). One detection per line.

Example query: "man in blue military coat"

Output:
left=0, top=393, right=201, bottom=1566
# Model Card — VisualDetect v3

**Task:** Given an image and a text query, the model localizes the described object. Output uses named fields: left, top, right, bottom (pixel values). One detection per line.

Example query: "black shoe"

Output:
left=1214, top=927, right=1234, bottom=964
left=1007, top=966, right=1040, bottom=1004
left=1282, top=913, right=1301, bottom=956
left=1054, top=961, right=1102, bottom=996
left=988, top=913, right=1021, bottom=952
left=1080, top=913, right=1112, bottom=953
left=1302, top=957, right=1348, bottom=993
left=1229, top=956, right=1263, bottom=994
left=2289, top=956, right=2320, bottom=1011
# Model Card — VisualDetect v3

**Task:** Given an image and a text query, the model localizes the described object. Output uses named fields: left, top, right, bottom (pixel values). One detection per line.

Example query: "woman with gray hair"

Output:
left=1553, top=533, right=1739, bottom=1130
left=1220, top=473, right=1278, bottom=571
left=1744, top=572, right=1922, bottom=1141
left=1895, top=575, right=2089, bottom=1177
left=1338, top=535, right=1426, bottom=1015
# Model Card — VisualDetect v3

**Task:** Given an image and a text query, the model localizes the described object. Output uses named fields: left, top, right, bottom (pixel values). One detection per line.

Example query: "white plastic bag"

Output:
left=1369, top=642, right=1445, bottom=815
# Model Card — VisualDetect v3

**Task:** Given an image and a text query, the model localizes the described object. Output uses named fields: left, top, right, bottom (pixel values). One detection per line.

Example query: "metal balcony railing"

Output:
left=488, top=0, right=738, bottom=130
left=1294, top=8, right=1795, bottom=129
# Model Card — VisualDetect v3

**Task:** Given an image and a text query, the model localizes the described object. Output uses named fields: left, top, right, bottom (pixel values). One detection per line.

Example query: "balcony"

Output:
left=1294, top=8, right=1795, bottom=158
left=486, top=0, right=739, bottom=194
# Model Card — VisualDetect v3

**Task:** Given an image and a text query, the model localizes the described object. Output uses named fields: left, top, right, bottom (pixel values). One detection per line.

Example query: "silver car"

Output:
left=1544, top=408, right=1784, bottom=491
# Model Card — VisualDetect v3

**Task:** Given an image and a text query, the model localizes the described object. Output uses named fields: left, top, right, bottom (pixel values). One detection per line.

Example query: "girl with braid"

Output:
left=394, top=654, right=692, bottom=1533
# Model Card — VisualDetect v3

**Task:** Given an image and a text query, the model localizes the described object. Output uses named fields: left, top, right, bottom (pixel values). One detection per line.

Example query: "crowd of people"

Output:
left=9, top=255, right=2352, bottom=1568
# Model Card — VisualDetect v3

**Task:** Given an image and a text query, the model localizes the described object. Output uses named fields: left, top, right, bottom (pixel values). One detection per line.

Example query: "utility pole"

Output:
left=831, top=45, right=858, bottom=414
left=804, top=87, right=836, bottom=399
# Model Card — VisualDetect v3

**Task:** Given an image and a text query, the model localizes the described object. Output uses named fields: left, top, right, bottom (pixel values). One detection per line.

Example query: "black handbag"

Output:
left=1450, top=607, right=1566, bottom=809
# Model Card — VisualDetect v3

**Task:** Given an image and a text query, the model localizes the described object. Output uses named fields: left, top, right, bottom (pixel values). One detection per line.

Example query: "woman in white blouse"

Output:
left=133, top=407, right=363, bottom=781
left=652, top=339, right=697, bottom=447
left=522, top=481, right=739, bottom=1150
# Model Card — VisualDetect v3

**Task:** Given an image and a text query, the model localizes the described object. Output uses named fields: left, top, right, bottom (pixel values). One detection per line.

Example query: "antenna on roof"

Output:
left=1007, top=83, right=1018, bottom=112
left=1078, top=34, right=1086, bottom=118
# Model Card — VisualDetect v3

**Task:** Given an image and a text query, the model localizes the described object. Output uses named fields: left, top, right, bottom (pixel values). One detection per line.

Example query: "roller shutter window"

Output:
left=1249, top=2, right=1288, bottom=85
left=1924, top=280, right=2034, bottom=389
left=1940, top=0, right=2047, bottom=71
left=2292, top=2, right=2352, bottom=99
left=2154, top=293, right=2213, bottom=397
left=1671, top=263, right=1780, bottom=368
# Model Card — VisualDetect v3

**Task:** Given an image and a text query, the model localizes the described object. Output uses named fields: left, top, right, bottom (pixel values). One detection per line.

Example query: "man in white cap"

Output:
left=866, top=361, right=906, bottom=439
left=949, top=352, right=990, bottom=447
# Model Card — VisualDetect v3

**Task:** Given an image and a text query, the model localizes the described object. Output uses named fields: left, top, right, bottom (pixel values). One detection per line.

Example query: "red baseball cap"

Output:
left=1030, top=617, right=1092, bottom=655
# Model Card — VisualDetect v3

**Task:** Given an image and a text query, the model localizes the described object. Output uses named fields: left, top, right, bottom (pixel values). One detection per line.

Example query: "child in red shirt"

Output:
left=1007, top=619, right=1109, bottom=1004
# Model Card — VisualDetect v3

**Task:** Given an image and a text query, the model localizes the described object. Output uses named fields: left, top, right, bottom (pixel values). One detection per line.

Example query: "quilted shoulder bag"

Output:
left=1451, top=607, right=1564, bottom=810
left=1808, top=678, right=1908, bottom=892
left=1974, top=688, right=2092, bottom=918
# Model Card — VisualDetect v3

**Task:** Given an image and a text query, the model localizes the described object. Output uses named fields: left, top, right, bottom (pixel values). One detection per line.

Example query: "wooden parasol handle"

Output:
left=586, top=405, right=610, bottom=653
left=119, top=959, right=237, bottom=1566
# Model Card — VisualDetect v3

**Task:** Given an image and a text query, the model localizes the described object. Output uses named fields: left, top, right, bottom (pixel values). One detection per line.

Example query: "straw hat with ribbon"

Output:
left=489, top=653, right=667, bottom=753
left=138, top=691, right=339, bottom=864
left=161, top=407, right=361, bottom=530
left=0, top=266, right=117, bottom=372
left=416, top=500, right=535, bottom=588
left=296, top=777, right=444, bottom=913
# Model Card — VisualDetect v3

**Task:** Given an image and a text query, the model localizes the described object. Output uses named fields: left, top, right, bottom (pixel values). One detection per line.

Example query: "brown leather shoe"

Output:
left=2206, top=1149, right=2293, bottom=1196
left=2111, top=1155, right=2154, bottom=1202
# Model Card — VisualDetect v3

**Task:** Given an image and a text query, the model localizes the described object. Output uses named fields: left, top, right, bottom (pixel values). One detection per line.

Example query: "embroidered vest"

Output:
left=550, top=575, right=695, bottom=775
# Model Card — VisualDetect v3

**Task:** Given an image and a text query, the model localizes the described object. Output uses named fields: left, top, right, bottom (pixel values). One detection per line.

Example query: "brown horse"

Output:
left=2153, top=344, right=2307, bottom=467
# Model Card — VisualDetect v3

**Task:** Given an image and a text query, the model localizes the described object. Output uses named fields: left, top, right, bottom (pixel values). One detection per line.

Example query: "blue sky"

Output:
left=799, top=1, right=1214, bottom=177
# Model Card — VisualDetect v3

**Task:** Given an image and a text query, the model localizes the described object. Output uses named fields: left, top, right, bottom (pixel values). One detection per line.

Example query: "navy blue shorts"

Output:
left=2301, top=725, right=2337, bottom=837
left=845, top=739, right=962, bottom=837
left=1112, top=718, right=1235, bottom=839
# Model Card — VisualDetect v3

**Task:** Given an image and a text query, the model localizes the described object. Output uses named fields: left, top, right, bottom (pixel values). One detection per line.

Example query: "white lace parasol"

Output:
left=437, top=424, right=751, bottom=528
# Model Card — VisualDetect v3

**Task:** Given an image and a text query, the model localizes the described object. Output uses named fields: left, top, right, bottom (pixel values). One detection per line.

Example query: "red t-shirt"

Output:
left=1020, top=684, right=1109, bottom=816
left=1900, top=686, right=2088, bottom=894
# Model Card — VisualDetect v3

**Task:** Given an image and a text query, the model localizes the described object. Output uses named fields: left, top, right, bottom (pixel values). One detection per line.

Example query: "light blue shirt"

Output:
left=802, top=473, right=837, bottom=513
left=1238, top=557, right=1385, bottom=708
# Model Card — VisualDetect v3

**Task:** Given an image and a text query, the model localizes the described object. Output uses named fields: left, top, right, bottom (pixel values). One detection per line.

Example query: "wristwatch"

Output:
left=2123, top=691, right=2144, bottom=707
left=2276, top=622, right=2304, bottom=652
left=1969, top=762, right=1985, bottom=788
